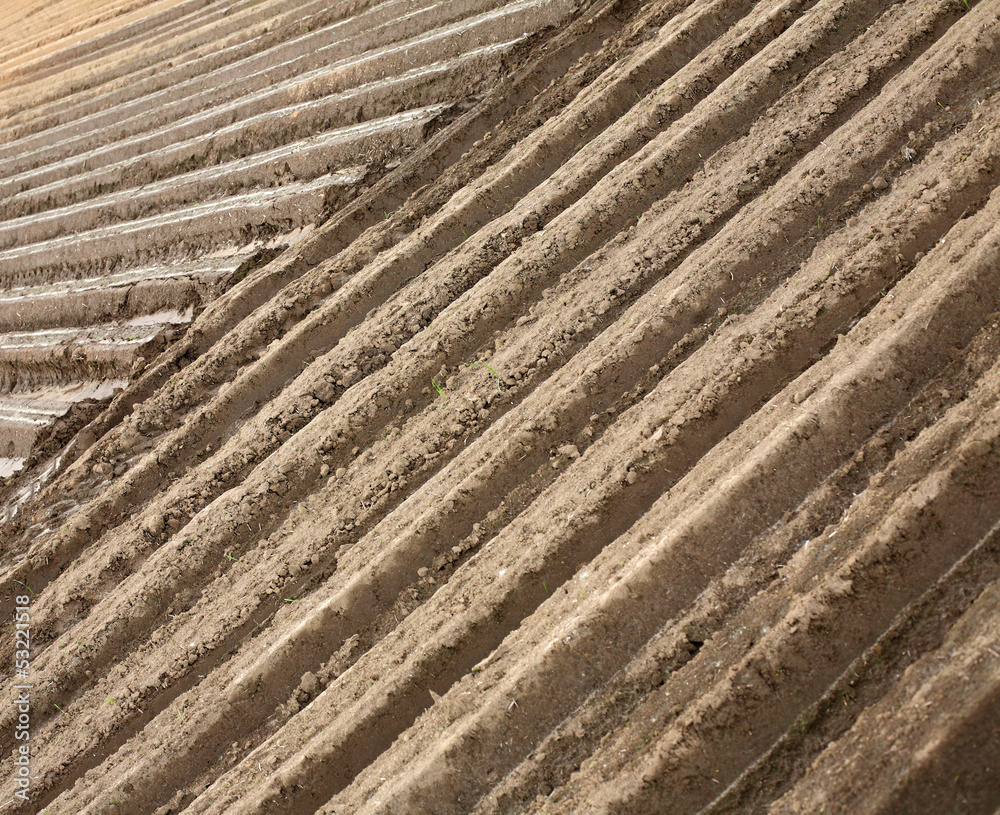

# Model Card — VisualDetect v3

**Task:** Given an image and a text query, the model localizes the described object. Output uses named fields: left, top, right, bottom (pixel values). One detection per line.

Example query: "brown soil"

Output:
left=1, top=0, right=999, bottom=812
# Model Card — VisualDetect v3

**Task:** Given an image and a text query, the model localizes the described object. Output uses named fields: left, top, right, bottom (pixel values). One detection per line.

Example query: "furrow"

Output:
left=3, top=0, right=992, bottom=752
left=4, top=0, right=1000, bottom=810
left=0, top=174, right=333, bottom=280
left=0, top=44, right=505, bottom=206
left=706, top=476, right=1000, bottom=814
left=12, top=0, right=945, bottom=589
left=0, top=255, right=249, bottom=333
left=565, top=368, right=1000, bottom=815
left=54, top=43, right=1000, bottom=815
left=1, top=0, right=568, bottom=178
left=0, top=0, right=336, bottom=123
left=0, top=0, right=625, bottom=551
left=0, top=0, right=332, bottom=120
left=321, top=163, right=1000, bottom=815
left=770, top=559, right=1000, bottom=815
left=0, top=105, right=439, bottom=228
left=0, top=0, right=454, bottom=159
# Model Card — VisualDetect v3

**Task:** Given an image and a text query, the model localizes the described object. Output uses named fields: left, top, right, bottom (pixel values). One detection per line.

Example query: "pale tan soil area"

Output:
left=2, top=0, right=1000, bottom=813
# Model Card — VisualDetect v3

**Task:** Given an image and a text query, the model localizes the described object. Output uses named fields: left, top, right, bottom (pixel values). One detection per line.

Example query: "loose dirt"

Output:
left=1, top=0, right=999, bottom=812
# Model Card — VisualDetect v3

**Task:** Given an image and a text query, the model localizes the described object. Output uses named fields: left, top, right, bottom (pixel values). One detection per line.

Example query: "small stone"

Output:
left=792, top=386, right=815, bottom=404
left=871, top=175, right=888, bottom=191
left=143, top=515, right=165, bottom=536
left=299, top=671, right=320, bottom=696
left=626, top=469, right=638, bottom=485
left=417, top=567, right=429, bottom=577
left=965, top=439, right=993, bottom=458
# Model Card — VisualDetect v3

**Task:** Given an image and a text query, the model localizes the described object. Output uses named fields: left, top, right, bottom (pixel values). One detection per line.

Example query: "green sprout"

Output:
left=431, top=378, right=450, bottom=409
left=464, top=361, right=504, bottom=392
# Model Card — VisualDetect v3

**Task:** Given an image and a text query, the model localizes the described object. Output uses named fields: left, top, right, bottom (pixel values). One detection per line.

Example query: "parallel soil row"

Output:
left=0, top=0, right=571, bottom=486
left=2, top=0, right=999, bottom=812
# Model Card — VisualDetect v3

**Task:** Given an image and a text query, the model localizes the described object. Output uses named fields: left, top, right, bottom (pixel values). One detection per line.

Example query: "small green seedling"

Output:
left=464, top=361, right=504, bottom=392
left=431, top=378, right=450, bottom=409
left=13, top=579, right=32, bottom=595
left=53, top=703, right=65, bottom=714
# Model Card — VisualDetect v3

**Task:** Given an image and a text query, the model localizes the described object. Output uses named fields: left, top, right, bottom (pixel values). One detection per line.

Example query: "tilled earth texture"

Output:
left=1, top=0, right=1000, bottom=812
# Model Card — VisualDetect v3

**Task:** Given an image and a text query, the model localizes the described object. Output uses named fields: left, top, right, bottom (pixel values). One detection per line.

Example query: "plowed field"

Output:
left=2, top=0, right=1000, bottom=812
